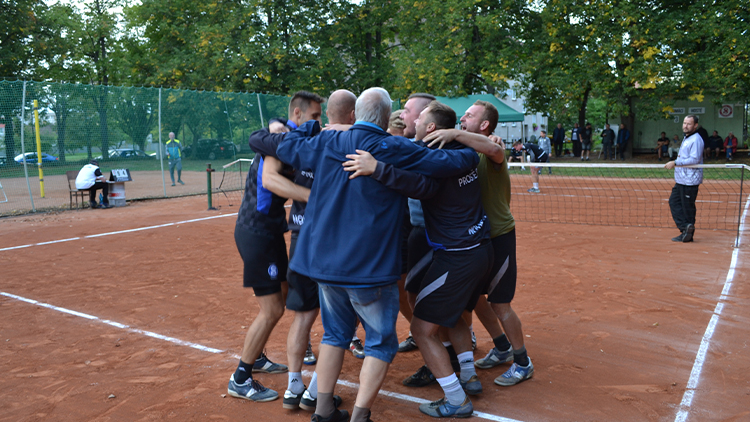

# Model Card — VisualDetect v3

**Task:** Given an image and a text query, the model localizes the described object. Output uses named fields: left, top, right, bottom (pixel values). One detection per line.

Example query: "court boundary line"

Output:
left=673, top=193, right=749, bottom=422
left=0, top=213, right=238, bottom=252
left=0, top=291, right=523, bottom=422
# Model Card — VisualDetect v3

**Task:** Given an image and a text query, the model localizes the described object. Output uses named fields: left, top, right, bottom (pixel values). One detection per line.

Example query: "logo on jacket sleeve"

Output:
left=268, top=263, right=279, bottom=279
left=381, top=141, right=389, bottom=149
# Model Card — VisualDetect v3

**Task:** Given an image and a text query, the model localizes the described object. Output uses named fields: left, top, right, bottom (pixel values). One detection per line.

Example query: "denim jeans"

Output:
left=317, top=283, right=400, bottom=363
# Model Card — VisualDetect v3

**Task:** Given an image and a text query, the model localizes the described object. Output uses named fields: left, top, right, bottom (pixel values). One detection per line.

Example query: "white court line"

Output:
left=674, top=193, right=749, bottom=422
left=0, top=213, right=238, bottom=252
left=0, top=291, right=523, bottom=422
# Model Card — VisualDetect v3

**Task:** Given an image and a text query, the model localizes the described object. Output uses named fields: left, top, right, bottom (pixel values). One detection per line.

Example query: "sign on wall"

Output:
left=669, top=108, right=686, bottom=115
left=718, top=104, right=734, bottom=118
left=688, top=107, right=705, bottom=114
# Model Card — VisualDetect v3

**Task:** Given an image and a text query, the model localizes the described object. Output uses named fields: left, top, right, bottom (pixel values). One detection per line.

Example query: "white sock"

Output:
left=288, top=372, right=305, bottom=394
left=457, top=351, right=477, bottom=382
left=436, top=373, right=467, bottom=406
left=307, top=371, right=318, bottom=398
left=352, top=335, right=359, bottom=341
left=533, top=182, right=539, bottom=189
left=442, top=341, right=452, bottom=348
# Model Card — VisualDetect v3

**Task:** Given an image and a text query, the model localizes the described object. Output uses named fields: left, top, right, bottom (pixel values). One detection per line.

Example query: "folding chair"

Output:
left=66, top=171, right=89, bottom=209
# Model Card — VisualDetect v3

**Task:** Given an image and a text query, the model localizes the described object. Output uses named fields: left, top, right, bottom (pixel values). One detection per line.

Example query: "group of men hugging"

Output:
left=229, top=87, right=532, bottom=421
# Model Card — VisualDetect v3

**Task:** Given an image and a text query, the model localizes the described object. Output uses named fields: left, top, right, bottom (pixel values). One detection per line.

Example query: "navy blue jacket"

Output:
left=276, top=120, right=479, bottom=287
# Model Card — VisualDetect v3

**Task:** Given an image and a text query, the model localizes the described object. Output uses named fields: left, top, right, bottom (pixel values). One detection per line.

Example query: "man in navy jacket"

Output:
left=276, top=87, right=478, bottom=422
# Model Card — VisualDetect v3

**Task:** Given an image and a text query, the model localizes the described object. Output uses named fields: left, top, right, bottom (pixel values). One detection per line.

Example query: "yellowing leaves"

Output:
left=550, top=42, right=563, bottom=52
left=643, top=46, right=660, bottom=60
left=688, top=92, right=704, bottom=102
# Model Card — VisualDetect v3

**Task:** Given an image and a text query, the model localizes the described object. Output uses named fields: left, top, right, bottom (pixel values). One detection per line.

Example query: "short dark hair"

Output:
left=424, top=101, right=456, bottom=130
left=540, top=130, right=547, bottom=135
left=408, top=93, right=436, bottom=101
left=289, top=91, right=325, bottom=117
left=90, top=159, right=99, bottom=166
left=686, top=114, right=699, bottom=124
left=473, top=100, right=499, bottom=133
left=513, top=140, right=523, bottom=147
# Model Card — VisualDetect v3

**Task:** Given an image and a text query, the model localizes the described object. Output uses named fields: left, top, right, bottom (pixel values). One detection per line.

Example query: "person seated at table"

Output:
left=75, top=160, right=113, bottom=209
left=656, top=132, right=670, bottom=161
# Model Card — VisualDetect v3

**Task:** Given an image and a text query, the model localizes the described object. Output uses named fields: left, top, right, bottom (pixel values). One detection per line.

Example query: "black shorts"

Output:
left=286, top=232, right=319, bottom=311
left=412, top=242, right=493, bottom=328
left=234, top=225, right=287, bottom=296
left=484, top=229, right=518, bottom=304
left=404, top=226, right=432, bottom=294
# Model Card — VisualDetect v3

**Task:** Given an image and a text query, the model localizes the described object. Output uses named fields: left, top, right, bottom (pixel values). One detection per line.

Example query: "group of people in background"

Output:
left=658, top=129, right=739, bottom=162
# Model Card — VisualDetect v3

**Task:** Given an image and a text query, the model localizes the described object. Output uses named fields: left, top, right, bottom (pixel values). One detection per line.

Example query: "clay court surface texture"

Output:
left=1, top=195, right=749, bottom=422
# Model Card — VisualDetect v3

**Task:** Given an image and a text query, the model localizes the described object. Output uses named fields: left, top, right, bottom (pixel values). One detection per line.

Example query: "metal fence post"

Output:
left=206, top=163, right=216, bottom=210
left=20, top=81, right=35, bottom=211
left=257, top=93, right=265, bottom=128
left=158, top=88, right=166, bottom=197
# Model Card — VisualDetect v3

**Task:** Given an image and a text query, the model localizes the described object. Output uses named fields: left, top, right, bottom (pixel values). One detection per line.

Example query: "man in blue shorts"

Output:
left=343, top=101, right=494, bottom=418
left=276, top=88, right=479, bottom=422
left=227, top=91, right=323, bottom=404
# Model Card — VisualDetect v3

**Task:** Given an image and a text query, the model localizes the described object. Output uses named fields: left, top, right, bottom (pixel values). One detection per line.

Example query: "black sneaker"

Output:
left=298, top=391, right=342, bottom=412
left=398, top=336, right=418, bottom=353
left=683, top=224, right=695, bottom=242
left=283, top=388, right=304, bottom=409
left=402, top=365, right=436, bottom=387
left=671, top=232, right=685, bottom=242
left=311, top=408, right=349, bottom=422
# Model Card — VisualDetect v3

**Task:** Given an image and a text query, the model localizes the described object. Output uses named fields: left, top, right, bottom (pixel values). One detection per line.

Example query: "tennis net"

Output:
left=506, top=162, right=749, bottom=235
left=214, top=158, right=252, bottom=209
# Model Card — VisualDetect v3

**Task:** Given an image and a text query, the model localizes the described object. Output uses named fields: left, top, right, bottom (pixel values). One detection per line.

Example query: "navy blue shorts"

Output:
left=286, top=232, right=319, bottom=311
left=484, top=229, right=518, bottom=304
left=234, top=226, right=287, bottom=296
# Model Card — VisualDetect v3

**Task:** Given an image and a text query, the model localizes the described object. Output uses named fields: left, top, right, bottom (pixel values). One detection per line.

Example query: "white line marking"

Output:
left=0, top=291, right=524, bottom=422
left=0, top=213, right=238, bottom=252
left=674, top=194, right=749, bottom=422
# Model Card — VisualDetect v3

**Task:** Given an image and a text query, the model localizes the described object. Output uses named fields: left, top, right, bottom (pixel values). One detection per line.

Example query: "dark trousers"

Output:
left=602, top=142, right=613, bottom=159
left=554, top=141, right=563, bottom=157
left=618, top=141, right=628, bottom=160
left=88, top=181, right=109, bottom=204
left=669, top=184, right=699, bottom=231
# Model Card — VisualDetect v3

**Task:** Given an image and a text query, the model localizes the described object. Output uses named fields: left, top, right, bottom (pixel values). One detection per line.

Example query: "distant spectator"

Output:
left=513, top=141, right=548, bottom=193
left=165, top=132, right=184, bottom=186
left=705, top=130, right=723, bottom=159
left=724, top=132, right=738, bottom=161
left=616, top=123, right=630, bottom=160
left=552, top=123, right=565, bottom=157
left=536, top=130, right=552, bottom=174
left=580, top=122, right=593, bottom=161
left=387, top=110, right=406, bottom=136
left=696, top=124, right=709, bottom=156
left=656, top=132, right=670, bottom=161
left=669, top=134, right=681, bottom=159
left=600, top=124, right=615, bottom=160
left=571, top=123, right=581, bottom=157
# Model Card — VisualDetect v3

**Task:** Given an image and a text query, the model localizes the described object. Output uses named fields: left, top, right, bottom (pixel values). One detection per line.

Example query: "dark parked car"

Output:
left=184, top=138, right=236, bottom=160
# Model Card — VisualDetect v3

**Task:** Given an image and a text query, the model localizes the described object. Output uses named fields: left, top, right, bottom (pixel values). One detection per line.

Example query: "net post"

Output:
left=737, top=166, right=745, bottom=248
left=20, top=81, right=36, bottom=211
left=207, top=163, right=216, bottom=210
left=33, top=100, right=45, bottom=198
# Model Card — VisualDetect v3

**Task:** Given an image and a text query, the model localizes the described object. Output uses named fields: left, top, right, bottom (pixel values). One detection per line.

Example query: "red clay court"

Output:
left=1, top=193, right=748, bottom=421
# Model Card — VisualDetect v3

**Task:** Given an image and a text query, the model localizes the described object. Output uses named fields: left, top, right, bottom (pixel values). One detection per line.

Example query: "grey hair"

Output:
left=355, top=87, right=392, bottom=131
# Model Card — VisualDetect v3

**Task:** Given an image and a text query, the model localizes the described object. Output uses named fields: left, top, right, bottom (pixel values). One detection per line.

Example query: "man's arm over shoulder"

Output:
left=276, top=120, right=324, bottom=170
left=248, top=128, right=285, bottom=158
left=370, top=161, right=439, bottom=200
left=388, top=138, right=479, bottom=178
left=261, top=156, right=310, bottom=203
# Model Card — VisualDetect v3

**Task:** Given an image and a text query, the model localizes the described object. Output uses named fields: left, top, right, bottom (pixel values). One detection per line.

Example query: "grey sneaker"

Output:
left=475, top=347, right=513, bottom=369
left=418, top=396, right=473, bottom=418
left=303, top=342, right=317, bottom=365
left=527, top=187, right=540, bottom=193
left=398, top=335, right=418, bottom=352
left=227, top=375, right=278, bottom=402
left=494, top=358, right=534, bottom=386
left=459, top=375, right=483, bottom=395
left=253, top=352, right=288, bottom=373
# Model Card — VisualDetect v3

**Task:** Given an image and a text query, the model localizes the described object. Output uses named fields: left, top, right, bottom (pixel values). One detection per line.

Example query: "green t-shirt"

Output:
left=477, top=153, right=515, bottom=237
